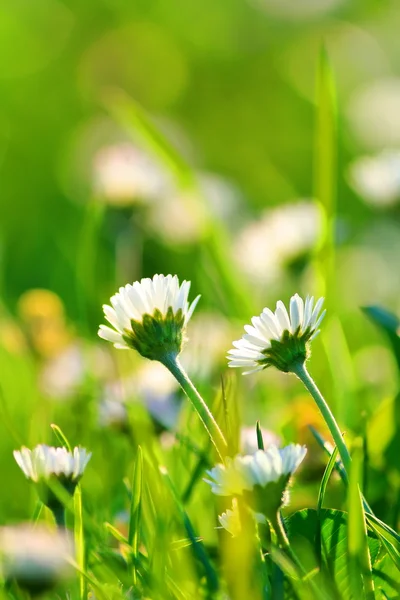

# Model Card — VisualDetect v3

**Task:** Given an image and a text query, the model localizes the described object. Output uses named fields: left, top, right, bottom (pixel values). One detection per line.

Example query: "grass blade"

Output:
left=51, top=423, right=72, bottom=452
left=348, top=438, right=375, bottom=600
left=128, top=446, right=143, bottom=586
left=313, top=44, right=337, bottom=303
left=160, top=466, right=219, bottom=594
left=74, top=484, right=86, bottom=600
left=316, top=445, right=338, bottom=564
left=256, top=421, right=265, bottom=451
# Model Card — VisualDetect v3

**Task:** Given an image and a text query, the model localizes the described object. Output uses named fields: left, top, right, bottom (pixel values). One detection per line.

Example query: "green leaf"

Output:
left=286, top=508, right=381, bottom=599
left=372, top=553, right=400, bottom=599
left=362, top=306, right=400, bottom=370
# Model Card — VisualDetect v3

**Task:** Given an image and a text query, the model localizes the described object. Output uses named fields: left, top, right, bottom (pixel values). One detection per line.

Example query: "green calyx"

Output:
left=37, top=475, right=79, bottom=512
left=258, top=327, right=314, bottom=373
left=122, top=306, right=185, bottom=361
left=243, top=476, right=291, bottom=521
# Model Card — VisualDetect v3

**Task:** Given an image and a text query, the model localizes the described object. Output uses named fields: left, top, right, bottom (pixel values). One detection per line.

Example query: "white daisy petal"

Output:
left=14, top=445, right=91, bottom=483
left=227, top=293, right=325, bottom=374
left=289, top=294, right=303, bottom=332
left=98, top=325, right=124, bottom=344
left=204, top=443, right=307, bottom=498
left=275, top=301, right=291, bottom=333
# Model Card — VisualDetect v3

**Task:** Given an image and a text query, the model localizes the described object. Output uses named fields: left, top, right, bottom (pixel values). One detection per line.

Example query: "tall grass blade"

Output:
left=348, top=439, right=375, bottom=599
left=50, top=423, right=72, bottom=452
left=313, top=45, right=337, bottom=302
left=74, top=484, right=86, bottom=600
left=128, top=446, right=143, bottom=586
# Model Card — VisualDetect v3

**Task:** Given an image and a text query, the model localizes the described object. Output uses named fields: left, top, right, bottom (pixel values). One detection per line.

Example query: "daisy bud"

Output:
left=98, top=274, right=200, bottom=362
left=205, top=444, right=307, bottom=520
left=218, top=498, right=266, bottom=538
left=13, top=445, right=91, bottom=516
left=228, top=294, right=326, bottom=374
left=0, top=524, right=73, bottom=596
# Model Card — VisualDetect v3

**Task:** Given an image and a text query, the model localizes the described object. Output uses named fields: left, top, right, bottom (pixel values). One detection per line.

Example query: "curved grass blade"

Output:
left=316, top=445, right=338, bottom=564
left=51, top=423, right=72, bottom=452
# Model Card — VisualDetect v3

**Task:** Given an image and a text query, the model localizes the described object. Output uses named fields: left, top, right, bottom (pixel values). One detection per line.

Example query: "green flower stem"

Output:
left=52, top=505, right=66, bottom=528
left=291, top=362, right=351, bottom=476
left=160, top=354, right=227, bottom=460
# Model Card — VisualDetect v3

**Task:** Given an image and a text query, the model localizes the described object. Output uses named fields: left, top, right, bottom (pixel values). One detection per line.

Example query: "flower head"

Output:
left=98, top=274, right=200, bottom=361
left=14, top=445, right=91, bottom=509
left=0, top=524, right=73, bottom=595
left=14, top=445, right=91, bottom=483
left=205, top=444, right=307, bottom=518
left=228, top=294, right=325, bottom=374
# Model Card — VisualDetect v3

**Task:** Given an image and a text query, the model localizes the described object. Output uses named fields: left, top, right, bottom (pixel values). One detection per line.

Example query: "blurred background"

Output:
left=1, top=0, right=400, bottom=544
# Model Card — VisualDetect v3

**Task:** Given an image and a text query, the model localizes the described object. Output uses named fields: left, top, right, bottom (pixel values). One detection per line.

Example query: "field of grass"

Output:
left=1, top=1, right=400, bottom=598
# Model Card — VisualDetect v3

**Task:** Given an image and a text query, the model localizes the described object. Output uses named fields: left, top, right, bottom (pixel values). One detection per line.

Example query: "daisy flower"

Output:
left=0, top=524, right=73, bottom=596
left=98, top=274, right=200, bottom=361
left=228, top=294, right=325, bottom=374
left=205, top=444, right=306, bottom=519
left=205, top=444, right=307, bottom=497
left=13, top=445, right=91, bottom=484
left=14, top=445, right=91, bottom=517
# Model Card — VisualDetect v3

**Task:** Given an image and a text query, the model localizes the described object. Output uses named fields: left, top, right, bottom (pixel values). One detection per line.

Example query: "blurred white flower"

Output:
left=92, top=142, right=170, bottom=206
left=218, top=499, right=266, bottom=537
left=234, top=202, right=322, bottom=284
left=204, top=444, right=307, bottom=496
left=347, top=78, right=400, bottom=148
left=348, top=151, right=400, bottom=207
left=98, top=274, right=200, bottom=360
left=147, top=190, right=208, bottom=245
left=14, top=445, right=91, bottom=483
left=39, top=343, right=85, bottom=400
left=199, top=173, right=241, bottom=223
left=99, top=363, right=179, bottom=429
left=0, top=524, right=73, bottom=594
left=240, top=426, right=281, bottom=455
left=228, top=294, right=325, bottom=374
left=98, top=396, right=128, bottom=428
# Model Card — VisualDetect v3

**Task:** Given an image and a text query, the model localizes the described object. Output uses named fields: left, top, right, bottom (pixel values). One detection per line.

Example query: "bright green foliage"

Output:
left=1, top=2, right=400, bottom=597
